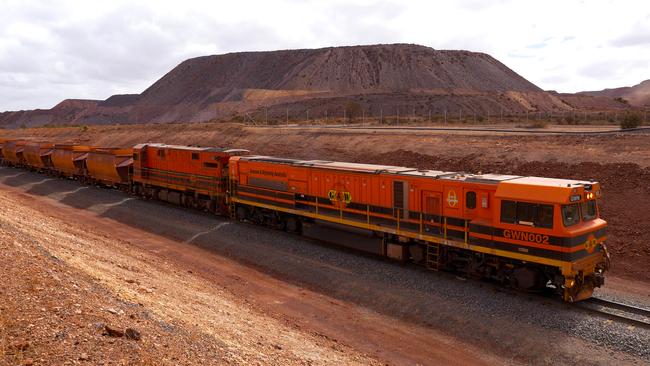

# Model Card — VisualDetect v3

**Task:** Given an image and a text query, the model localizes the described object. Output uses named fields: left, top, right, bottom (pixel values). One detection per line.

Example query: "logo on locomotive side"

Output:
left=446, top=190, right=458, bottom=207
left=503, top=229, right=550, bottom=245
left=328, top=190, right=338, bottom=201
left=584, top=234, right=598, bottom=253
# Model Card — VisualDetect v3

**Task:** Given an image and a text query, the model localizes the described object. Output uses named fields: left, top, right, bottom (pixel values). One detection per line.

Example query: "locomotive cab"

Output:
left=495, top=178, right=608, bottom=302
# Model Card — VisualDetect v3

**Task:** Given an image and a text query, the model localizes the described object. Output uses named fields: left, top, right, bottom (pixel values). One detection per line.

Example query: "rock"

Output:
left=24, top=358, right=34, bottom=366
left=125, top=328, right=141, bottom=341
left=10, top=340, right=30, bottom=350
left=79, top=353, right=89, bottom=361
left=105, top=308, right=123, bottom=315
left=104, top=325, right=124, bottom=337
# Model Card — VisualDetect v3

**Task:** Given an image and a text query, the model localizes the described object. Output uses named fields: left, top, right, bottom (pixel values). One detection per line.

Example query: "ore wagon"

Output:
left=51, top=144, right=94, bottom=179
left=23, top=141, right=55, bottom=171
left=85, top=147, right=133, bottom=187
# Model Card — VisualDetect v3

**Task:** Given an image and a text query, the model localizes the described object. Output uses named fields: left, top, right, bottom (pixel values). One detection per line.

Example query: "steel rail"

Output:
left=575, top=297, right=650, bottom=329
left=271, top=124, right=650, bottom=135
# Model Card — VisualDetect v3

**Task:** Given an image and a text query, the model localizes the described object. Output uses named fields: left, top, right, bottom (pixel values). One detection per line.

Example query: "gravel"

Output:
left=2, top=166, right=649, bottom=365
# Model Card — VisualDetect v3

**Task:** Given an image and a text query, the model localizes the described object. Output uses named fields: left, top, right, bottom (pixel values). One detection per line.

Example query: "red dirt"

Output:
left=0, top=177, right=505, bottom=366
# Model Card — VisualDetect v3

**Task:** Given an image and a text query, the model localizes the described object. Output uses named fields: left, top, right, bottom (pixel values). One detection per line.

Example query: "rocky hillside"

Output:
left=579, top=79, right=650, bottom=107
left=0, top=44, right=630, bottom=128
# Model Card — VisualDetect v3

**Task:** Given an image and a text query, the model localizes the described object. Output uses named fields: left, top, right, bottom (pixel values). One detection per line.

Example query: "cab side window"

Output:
left=501, top=200, right=553, bottom=228
left=500, top=200, right=517, bottom=223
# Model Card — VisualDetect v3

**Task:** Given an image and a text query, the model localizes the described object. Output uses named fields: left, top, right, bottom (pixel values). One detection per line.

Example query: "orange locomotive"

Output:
left=229, top=156, right=609, bottom=301
left=131, top=143, right=248, bottom=212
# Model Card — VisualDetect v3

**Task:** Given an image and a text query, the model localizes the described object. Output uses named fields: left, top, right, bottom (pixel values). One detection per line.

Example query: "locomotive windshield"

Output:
left=562, top=204, right=581, bottom=227
left=562, top=200, right=598, bottom=227
left=581, top=200, right=597, bottom=221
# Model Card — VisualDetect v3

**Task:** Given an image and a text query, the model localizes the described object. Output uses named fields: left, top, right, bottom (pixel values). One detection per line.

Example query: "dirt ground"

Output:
left=2, top=123, right=649, bottom=283
left=0, top=175, right=519, bottom=365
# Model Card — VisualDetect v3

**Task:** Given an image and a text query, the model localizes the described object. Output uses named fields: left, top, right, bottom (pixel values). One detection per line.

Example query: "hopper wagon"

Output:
left=85, top=147, right=133, bottom=187
left=23, top=141, right=55, bottom=171
left=0, top=138, right=6, bottom=164
left=2, top=140, right=27, bottom=167
left=51, top=144, right=94, bottom=180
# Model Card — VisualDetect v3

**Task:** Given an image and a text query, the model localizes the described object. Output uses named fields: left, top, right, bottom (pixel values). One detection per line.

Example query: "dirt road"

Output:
left=1, top=167, right=649, bottom=365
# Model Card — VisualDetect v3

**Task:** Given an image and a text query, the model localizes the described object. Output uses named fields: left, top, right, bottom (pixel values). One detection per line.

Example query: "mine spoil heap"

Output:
left=0, top=43, right=620, bottom=128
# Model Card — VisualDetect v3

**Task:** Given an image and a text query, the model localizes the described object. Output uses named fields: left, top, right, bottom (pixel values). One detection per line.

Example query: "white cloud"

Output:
left=0, top=0, right=648, bottom=110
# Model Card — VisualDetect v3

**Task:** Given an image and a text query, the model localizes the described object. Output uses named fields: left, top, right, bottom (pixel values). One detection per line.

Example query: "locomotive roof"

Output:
left=239, top=155, right=600, bottom=190
left=134, top=143, right=247, bottom=154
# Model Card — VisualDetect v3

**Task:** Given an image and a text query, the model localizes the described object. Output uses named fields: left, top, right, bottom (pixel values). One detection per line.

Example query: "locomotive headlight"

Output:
left=570, top=194, right=581, bottom=202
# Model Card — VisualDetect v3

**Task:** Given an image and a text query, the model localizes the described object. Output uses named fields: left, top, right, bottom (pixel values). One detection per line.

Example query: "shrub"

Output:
left=615, top=97, right=629, bottom=105
left=344, top=101, right=362, bottom=121
left=620, top=114, right=641, bottom=129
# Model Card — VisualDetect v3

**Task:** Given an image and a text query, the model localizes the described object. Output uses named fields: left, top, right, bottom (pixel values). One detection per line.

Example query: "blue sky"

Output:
left=0, top=0, right=648, bottom=110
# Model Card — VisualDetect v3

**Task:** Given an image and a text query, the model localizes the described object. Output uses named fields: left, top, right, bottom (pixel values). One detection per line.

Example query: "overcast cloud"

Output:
left=0, top=0, right=649, bottom=111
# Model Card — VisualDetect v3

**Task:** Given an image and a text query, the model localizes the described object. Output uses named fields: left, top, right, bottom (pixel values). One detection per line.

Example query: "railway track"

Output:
left=576, top=297, right=650, bottom=329
left=274, top=124, right=650, bottom=135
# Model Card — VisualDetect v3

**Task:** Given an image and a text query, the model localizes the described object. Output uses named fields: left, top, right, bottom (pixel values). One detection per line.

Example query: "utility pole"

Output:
left=306, top=109, right=309, bottom=121
left=325, top=109, right=328, bottom=123
left=459, top=109, right=462, bottom=122
left=380, top=109, right=383, bottom=124
left=286, top=107, right=289, bottom=124
left=428, top=109, right=431, bottom=122
left=265, top=107, right=268, bottom=124
left=444, top=109, right=447, bottom=124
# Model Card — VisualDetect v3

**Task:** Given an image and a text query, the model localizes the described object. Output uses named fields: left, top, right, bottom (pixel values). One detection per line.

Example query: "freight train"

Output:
left=0, top=139, right=610, bottom=302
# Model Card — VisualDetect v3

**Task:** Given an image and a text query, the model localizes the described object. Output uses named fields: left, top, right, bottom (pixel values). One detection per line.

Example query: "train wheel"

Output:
left=512, top=266, right=545, bottom=291
left=285, top=217, right=302, bottom=234
left=236, top=206, right=248, bottom=221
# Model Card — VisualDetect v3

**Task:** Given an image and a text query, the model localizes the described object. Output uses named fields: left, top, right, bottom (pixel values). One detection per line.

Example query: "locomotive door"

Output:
left=139, top=147, right=148, bottom=179
left=393, top=181, right=408, bottom=219
left=422, top=191, right=442, bottom=235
